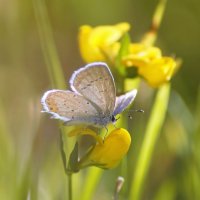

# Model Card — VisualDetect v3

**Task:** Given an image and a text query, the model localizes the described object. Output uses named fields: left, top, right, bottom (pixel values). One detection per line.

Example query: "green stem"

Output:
left=81, top=168, right=102, bottom=200
left=33, top=0, right=65, bottom=89
left=129, top=83, right=171, bottom=200
left=142, top=0, right=168, bottom=46
left=68, top=173, right=73, bottom=200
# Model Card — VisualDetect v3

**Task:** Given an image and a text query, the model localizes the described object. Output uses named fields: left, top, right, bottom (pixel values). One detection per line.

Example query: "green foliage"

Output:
left=0, top=0, right=199, bottom=199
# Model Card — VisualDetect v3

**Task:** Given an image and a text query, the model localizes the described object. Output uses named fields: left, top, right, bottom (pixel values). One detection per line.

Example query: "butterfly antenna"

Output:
left=128, top=109, right=144, bottom=120
left=116, top=116, right=120, bottom=120
left=128, top=109, right=144, bottom=113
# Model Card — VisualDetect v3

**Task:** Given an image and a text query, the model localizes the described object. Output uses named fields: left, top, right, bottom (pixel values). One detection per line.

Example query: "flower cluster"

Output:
left=78, top=22, right=178, bottom=87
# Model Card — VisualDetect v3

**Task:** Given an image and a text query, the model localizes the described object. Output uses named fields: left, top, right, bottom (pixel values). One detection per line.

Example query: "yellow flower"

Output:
left=123, top=43, right=162, bottom=67
left=78, top=22, right=179, bottom=87
left=86, top=128, right=131, bottom=169
left=69, top=128, right=131, bottom=169
left=78, top=23, right=130, bottom=62
left=138, top=57, right=177, bottom=87
left=122, top=43, right=177, bottom=87
left=68, top=127, right=103, bottom=145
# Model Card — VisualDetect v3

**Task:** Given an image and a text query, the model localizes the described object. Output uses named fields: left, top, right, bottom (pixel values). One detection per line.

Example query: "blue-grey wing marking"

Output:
left=113, top=89, right=137, bottom=116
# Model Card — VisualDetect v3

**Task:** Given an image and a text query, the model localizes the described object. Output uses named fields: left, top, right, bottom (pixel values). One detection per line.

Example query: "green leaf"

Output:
left=68, top=142, right=79, bottom=173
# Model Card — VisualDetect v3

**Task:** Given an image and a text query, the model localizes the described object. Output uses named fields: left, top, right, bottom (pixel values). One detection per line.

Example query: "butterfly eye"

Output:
left=111, top=115, right=116, bottom=123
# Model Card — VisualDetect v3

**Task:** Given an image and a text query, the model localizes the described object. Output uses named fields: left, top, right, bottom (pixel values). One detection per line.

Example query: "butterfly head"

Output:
left=111, top=114, right=120, bottom=124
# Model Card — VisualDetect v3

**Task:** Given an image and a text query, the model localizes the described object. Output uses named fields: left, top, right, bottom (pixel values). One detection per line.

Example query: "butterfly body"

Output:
left=41, top=62, right=137, bottom=127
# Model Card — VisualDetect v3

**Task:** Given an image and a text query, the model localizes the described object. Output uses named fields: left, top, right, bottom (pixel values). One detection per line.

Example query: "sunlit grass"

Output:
left=0, top=0, right=200, bottom=199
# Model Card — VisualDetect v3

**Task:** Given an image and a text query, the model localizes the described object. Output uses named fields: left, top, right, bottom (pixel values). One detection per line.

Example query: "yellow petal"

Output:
left=138, top=57, right=177, bottom=87
left=122, top=43, right=162, bottom=67
left=88, top=128, right=131, bottom=169
left=78, top=23, right=130, bottom=62
left=68, top=128, right=103, bottom=144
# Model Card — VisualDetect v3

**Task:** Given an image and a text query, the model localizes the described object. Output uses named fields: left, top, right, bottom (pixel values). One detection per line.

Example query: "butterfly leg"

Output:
left=101, top=126, right=109, bottom=142
left=104, top=126, right=108, bottom=133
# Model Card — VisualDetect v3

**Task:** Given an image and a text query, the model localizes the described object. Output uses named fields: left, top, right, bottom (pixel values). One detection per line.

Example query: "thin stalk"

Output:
left=81, top=168, right=102, bottom=200
left=68, top=173, right=73, bottom=200
left=129, top=83, right=171, bottom=200
left=33, top=0, right=65, bottom=89
left=142, top=0, right=167, bottom=46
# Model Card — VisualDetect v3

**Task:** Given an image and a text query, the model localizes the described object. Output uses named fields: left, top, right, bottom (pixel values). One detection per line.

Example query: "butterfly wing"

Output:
left=69, top=62, right=116, bottom=116
left=113, top=89, right=137, bottom=116
left=41, top=89, right=103, bottom=126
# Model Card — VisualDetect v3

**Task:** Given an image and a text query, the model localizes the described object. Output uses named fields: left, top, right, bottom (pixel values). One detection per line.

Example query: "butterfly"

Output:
left=41, top=62, right=137, bottom=127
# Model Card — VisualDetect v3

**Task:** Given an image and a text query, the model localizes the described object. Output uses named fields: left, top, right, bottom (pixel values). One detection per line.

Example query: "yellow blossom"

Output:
left=122, top=43, right=177, bottom=87
left=87, top=128, right=131, bottom=169
left=78, top=23, right=130, bottom=62
left=68, top=127, right=103, bottom=144
left=68, top=127, right=131, bottom=169
left=137, top=57, right=177, bottom=87
left=78, top=22, right=179, bottom=88
left=123, top=43, right=162, bottom=67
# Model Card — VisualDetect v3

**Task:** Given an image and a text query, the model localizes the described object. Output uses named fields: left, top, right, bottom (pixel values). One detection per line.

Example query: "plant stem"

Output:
left=129, top=83, right=171, bottom=200
left=142, top=0, right=168, bottom=46
left=81, top=168, right=102, bottom=200
left=68, top=173, right=73, bottom=200
left=33, top=0, right=65, bottom=89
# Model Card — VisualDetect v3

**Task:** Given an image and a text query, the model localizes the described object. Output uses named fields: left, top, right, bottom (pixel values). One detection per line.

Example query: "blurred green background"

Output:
left=0, top=0, right=200, bottom=199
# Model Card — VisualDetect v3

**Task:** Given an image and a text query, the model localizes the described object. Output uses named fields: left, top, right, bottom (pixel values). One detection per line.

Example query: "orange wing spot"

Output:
left=46, top=95, right=59, bottom=112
